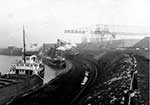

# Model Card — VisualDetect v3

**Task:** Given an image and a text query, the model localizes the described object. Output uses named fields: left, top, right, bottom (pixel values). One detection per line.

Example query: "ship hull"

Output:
left=0, top=69, right=44, bottom=105
left=42, top=57, right=66, bottom=69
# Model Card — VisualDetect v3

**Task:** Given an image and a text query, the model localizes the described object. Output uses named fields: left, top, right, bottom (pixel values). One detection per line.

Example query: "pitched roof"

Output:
left=133, top=37, right=150, bottom=49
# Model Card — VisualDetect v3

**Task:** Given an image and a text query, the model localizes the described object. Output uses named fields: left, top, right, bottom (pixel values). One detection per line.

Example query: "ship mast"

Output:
left=23, top=25, right=26, bottom=63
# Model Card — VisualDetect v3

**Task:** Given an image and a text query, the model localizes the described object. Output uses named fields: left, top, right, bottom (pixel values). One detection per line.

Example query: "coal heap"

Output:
left=133, top=37, right=150, bottom=49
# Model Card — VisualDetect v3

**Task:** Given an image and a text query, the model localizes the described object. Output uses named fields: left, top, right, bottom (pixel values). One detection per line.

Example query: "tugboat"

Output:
left=0, top=26, right=45, bottom=105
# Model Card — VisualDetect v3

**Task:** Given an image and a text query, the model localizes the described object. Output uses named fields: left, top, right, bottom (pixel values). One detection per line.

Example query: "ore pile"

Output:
left=78, top=53, right=145, bottom=105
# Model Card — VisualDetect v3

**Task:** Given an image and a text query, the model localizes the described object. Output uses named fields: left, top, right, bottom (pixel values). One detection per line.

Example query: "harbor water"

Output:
left=0, top=55, right=56, bottom=82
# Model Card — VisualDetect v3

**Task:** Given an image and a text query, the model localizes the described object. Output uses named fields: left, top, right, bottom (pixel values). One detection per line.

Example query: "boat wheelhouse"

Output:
left=9, top=55, right=45, bottom=78
left=0, top=26, right=45, bottom=105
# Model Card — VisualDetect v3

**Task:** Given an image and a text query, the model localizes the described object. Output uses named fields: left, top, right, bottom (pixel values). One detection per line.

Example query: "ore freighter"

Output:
left=42, top=39, right=67, bottom=69
left=42, top=39, right=79, bottom=69
left=0, top=26, right=45, bottom=105
left=42, top=55, right=66, bottom=69
left=42, top=47, right=66, bottom=69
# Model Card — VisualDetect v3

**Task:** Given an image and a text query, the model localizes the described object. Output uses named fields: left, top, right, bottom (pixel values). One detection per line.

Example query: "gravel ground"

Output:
left=7, top=50, right=149, bottom=105
left=77, top=51, right=149, bottom=105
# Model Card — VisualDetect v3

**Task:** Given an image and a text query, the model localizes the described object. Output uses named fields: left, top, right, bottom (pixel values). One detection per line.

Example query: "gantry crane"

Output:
left=64, top=24, right=149, bottom=45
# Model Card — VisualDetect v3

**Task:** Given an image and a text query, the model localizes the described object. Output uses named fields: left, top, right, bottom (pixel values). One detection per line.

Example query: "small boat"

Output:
left=0, top=26, right=45, bottom=105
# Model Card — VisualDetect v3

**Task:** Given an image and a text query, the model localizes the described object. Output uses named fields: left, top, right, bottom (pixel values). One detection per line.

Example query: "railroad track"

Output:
left=127, top=54, right=138, bottom=105
left=8, top=55, right=98, bottom=105
left=8, top=53, right=137, bottom=105
left=76, top=53, right=138, bottom=105
left=69, top=56, right=98, bottom=105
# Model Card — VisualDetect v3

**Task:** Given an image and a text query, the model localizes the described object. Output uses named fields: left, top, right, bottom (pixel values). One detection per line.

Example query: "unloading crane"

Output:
left=64, top=24, right=150, bottom=43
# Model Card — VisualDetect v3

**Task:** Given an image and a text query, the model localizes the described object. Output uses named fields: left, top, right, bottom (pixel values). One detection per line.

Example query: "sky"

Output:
left=0, top=0, right=150, bottom=47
